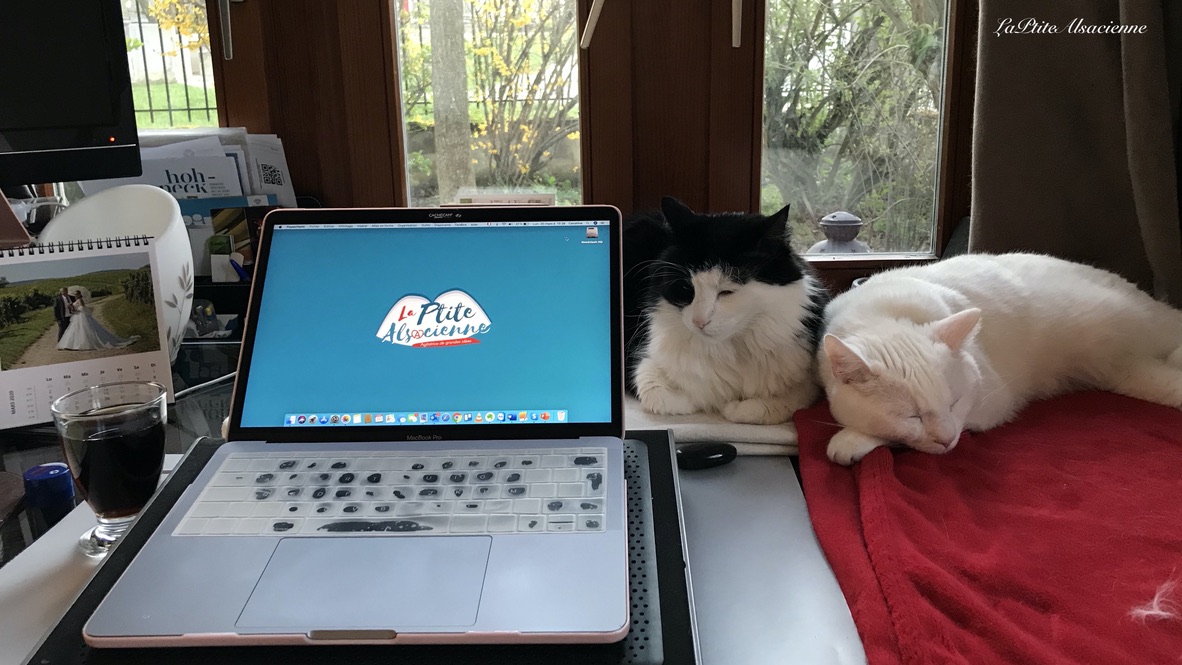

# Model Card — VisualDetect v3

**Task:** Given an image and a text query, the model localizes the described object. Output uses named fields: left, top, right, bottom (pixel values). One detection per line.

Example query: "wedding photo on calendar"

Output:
left=0, top=239, right=174, bottom=430
left=0, top=252, right=161, bottom=371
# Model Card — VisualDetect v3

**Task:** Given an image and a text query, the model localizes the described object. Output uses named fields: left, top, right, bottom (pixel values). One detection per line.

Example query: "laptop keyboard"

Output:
left=174, top=448, right=609, bottom=537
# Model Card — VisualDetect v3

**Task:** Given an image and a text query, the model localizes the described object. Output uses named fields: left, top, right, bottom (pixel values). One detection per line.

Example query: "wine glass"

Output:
left=50, top=381, right=167, bottom=557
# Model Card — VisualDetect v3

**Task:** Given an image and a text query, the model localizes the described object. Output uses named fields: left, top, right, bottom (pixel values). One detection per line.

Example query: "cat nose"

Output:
left=692, top=316, right=709, bottom=330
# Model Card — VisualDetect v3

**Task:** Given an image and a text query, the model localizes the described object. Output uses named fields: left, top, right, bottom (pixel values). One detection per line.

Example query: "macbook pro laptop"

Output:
left=84, top=205, right=629, bottom=647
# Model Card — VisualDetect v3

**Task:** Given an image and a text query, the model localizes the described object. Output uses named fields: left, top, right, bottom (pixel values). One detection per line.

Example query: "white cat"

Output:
left=626, top=198, right=828, bottom=425
left=818, top=253, right=1182, bottom=465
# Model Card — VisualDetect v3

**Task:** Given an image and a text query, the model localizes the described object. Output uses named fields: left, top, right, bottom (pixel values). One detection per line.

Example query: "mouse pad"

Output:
left=237, top=537, right=491, bottom=629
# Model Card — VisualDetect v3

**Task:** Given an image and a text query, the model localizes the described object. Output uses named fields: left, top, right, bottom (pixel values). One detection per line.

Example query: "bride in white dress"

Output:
left=56, top=291, right=139, bottom=351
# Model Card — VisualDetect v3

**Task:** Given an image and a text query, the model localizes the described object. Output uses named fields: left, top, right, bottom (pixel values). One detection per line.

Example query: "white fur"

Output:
left=635, top=268, right=821, bottom=425
left=1129, top=578, right=1180, bottom=622
left=819, top=253, right=1182, bottom=464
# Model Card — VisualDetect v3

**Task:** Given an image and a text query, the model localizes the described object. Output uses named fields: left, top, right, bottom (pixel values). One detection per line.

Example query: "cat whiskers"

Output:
left=809, top=418, right=847, bottom=429
left=978, top=376, right=1022, bottom=404
left=625, top=294, right=675, bottom=350
left=629, top=259, right=689, bottom=279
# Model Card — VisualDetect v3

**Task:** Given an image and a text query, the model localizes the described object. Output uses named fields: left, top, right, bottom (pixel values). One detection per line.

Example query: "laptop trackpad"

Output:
left=236, top=537, right=492, bottom=630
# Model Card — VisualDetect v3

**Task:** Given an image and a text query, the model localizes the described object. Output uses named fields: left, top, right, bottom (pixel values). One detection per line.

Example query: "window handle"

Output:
left=732, top=0, right=742, bottom=47
left=580, top=0, right=606, bottom=49
left=218, top=0, right=246, bottom=60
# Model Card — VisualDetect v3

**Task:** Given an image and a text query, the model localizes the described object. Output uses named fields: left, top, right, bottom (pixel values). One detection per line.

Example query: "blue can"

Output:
left=23, top=462, right=76, bottom=536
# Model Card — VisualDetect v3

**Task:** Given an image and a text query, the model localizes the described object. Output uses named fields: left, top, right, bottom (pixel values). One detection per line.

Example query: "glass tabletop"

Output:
left=0, top=341, right=240, bottom=567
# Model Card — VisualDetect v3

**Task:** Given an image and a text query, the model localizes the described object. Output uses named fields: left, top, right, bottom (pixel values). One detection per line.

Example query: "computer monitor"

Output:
left=0, top=0, right=141, bottom=246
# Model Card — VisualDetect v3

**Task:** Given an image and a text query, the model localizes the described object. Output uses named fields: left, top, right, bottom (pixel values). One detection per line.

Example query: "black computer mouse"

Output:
left=676, top=442, right=737, bottom=470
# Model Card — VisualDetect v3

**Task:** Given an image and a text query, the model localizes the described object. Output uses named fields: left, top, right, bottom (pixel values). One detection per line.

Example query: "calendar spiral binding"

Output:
left=0, top=235, right=153, bottom=258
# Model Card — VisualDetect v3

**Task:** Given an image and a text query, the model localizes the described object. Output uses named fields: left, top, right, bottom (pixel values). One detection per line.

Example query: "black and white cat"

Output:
left=624, top=197, right=829, bottom=425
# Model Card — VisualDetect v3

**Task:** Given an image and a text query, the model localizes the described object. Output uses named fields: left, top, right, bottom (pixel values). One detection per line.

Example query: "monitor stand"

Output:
left=0, top=196, right=33, bottom=249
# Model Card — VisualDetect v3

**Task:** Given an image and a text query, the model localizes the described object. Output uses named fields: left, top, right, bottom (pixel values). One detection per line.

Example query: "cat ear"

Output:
left=824, top=334, right=876, bottom=385
left=931, top=308, right=981, bottom=352
left=761, top=204, right=791, bottom=243
left=660, top=197, right=696, bottom=228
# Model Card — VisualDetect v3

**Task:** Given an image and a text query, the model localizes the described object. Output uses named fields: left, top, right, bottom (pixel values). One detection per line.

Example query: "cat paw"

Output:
left=827, top=429, right=889, bottom=466
left=722, top=399, right=789, bottom=425
left=639, top=386, right=698, bottom=416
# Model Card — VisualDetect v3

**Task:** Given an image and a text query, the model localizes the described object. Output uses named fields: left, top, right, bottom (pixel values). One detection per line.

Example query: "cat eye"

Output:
left=718, top=289, right=735, bottom=296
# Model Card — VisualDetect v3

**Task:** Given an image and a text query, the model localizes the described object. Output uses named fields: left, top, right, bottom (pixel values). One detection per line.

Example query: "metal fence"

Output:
left=122, top=1, right=217, bottom=128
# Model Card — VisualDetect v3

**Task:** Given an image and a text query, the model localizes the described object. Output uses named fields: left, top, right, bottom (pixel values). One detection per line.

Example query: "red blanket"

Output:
left=795, top=392, right=1182, bottom=664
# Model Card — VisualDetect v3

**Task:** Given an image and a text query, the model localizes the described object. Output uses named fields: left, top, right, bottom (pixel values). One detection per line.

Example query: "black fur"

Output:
left=622, top=197, right=829, bottom=394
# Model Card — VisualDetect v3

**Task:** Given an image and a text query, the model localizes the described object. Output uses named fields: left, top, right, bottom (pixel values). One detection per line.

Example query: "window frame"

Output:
left=578, top=0, right=977, bottom=290
left=207, top=0, right=976, bottom=289
left=207, top=0, right=408, bottom=208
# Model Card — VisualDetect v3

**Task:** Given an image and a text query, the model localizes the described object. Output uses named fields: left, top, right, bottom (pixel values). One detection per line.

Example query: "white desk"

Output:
left=0, top=455, right=864, bottom=665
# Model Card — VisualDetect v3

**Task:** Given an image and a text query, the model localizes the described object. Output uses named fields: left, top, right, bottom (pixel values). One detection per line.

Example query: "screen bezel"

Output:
left=227, top=205, right=625, bottom=443
left=0, top=0, right=141, bottom=187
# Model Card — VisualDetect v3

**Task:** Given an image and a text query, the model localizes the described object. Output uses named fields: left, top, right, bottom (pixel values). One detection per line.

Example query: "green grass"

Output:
left=131, top=82, right=218, bottom=129
left=0, top=307, right=57, bottom=370
left=0, top=296, right=161, bottom=370
left=101, top=297, right=162, bottom=355
left=0, top=269, right=157, bottom=366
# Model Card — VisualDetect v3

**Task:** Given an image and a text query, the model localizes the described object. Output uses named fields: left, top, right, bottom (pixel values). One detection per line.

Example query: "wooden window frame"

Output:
left=207, top=0, right=976, bottom=290
left=207, top=0, right=408, bottom=209
left=578, top=0, right=977, bottom=291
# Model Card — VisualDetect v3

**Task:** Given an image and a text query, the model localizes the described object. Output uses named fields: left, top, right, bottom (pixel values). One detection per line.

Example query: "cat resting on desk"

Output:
left=819, top=253, right=1182, bottom=465
left=623, top=197, right=828, bottom=425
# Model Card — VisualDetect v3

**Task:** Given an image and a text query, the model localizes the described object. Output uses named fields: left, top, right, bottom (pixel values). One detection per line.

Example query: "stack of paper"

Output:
left=80, top=130, right=296, bottom=278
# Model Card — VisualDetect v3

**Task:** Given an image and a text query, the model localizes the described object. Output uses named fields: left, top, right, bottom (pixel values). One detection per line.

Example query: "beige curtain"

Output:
left=969, top=0, right=1182, bottom=305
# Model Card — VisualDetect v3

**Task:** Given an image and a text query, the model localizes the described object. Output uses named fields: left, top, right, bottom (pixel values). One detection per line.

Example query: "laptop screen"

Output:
left=237, top=219, right=615, bottom=431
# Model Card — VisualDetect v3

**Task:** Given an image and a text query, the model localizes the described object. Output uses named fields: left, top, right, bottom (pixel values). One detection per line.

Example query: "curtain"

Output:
left=969, top=0, right=1182, bottom=306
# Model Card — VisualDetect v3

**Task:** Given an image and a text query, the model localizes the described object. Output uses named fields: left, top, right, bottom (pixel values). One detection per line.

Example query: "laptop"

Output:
left=84, top=205, right=629, bottom=647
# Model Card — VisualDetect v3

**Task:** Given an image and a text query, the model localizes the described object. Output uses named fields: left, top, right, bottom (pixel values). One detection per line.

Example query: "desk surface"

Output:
left=0, top=455, right=865, bottom=665
left=0, top=343, right=239, bottom=567
left=0, top=359, right=865, bottom=664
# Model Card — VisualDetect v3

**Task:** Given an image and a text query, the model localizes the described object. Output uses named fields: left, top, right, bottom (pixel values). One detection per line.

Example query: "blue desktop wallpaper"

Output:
left=240, top=223, right=613, bottom=426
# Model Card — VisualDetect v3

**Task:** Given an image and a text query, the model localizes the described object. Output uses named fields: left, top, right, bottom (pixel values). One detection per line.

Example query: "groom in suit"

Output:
left=54, top=287, right=73, bottom=340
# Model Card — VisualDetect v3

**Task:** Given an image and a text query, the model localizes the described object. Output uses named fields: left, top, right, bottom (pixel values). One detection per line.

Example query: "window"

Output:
left=761, top=0, right=948, bottom=255
left=200, top=0, right=971, bottom=272
left=394, top=0, right=582, bottom=207
left=120, top=0, right=217, bottom=129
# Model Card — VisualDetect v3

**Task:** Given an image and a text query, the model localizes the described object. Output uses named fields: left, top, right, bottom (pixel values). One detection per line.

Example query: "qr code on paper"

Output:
left=260, top=163, right=285, bottom=186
